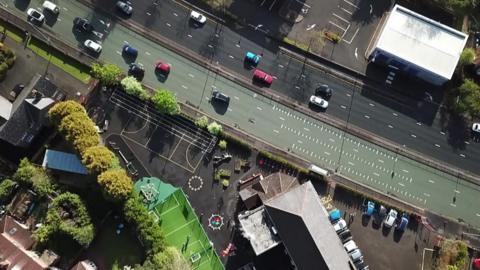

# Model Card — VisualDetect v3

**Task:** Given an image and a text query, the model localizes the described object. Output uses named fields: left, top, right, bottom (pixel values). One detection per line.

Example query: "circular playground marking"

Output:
left=208, top=214, right=224, bottom=230
left=188, top=175, right=203, bottom=191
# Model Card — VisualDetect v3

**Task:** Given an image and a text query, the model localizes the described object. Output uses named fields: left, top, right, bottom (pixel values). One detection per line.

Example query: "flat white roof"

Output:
left=376, top=5, right=468, bottom=80
left=0, top=96, right=12, bottom=122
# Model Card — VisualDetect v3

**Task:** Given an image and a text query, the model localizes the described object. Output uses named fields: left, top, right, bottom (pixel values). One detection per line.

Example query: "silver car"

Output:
left=116, top=1, right=133, bottom=15
left=84, top=40, right=102, bottom=53
left=309, top=95, right=329, bottom=109
left=27, top=8, right=45, bottom=24
left=190, top=10, right=207, bottom=24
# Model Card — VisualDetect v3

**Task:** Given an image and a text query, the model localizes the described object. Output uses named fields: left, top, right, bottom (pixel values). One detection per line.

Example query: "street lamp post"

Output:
left=336, top=80, right=357, bottom=173
left=28, top=22, right=52, bottom=77
left=199, top=22, right=222, bottom=108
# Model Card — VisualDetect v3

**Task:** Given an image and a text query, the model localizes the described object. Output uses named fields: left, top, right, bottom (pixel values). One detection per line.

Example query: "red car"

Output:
left=155, top=61, right=171, bottom=74
left=253, top=69, right=273, bottom=85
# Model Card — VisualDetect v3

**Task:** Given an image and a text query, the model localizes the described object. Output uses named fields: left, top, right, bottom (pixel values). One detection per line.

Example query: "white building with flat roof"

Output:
left=367, top=5, right=468, bottom=85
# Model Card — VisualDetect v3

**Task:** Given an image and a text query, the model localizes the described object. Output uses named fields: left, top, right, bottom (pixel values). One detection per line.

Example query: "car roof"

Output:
left=344, top=240, right=357, bottom=250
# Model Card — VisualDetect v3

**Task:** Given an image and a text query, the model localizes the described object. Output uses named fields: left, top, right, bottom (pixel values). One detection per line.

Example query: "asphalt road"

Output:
left=103, top=0, right=480, bottom=176
left=3, top=0, right=480, bottom=227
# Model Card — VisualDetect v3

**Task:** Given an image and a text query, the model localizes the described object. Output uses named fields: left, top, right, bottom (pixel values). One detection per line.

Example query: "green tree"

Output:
left=124, top=193, right=165, bottom=255
left=195, top=116, right=209, bottom=128
left=48, top=101, right=86, bottom=124
left=59, top=112, right=99, bottom=154
left=97, top=169, right=133, bottom=201
left=82, top=146, right=117, bottom=174
left=151, top=89, right=180, bottom=115
left=455, top=79, right=480, bottom=118
left=458, top=48, right=475, bottom=67
left=441, top=0, right=477, bottom=12
left=218, top=139, right=227, bottom=150
left=207, top=121, right=222, bottom=135
left=12, top=158, right=55, bottom=197
left=0, top=179, right=16, bottom=204
left=91, top=63, right=122, bottom=86
left=121, top=76, right=150, bottom=100
left=135, top=247, right=192, bottom=270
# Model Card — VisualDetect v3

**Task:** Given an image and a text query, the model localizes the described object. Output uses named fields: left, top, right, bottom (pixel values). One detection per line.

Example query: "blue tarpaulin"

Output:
left=42, top=149, right=88, bottom=175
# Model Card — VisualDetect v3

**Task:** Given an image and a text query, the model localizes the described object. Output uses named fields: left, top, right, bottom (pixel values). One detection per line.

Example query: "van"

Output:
left=42, top=1, right=59, bottom=14
left=309, top=164, right=329, bottom=177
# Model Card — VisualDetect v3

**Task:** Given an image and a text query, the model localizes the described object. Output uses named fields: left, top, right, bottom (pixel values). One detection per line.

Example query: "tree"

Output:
left=48, top=101, right=86, bottom=124
left=207, top=121, right=222, bottom=135
left=437, top=239, right=468, bottom=270
left=82, top=146, right=117, bottom=174
left=0, top=179, right=17, bottom=204
left=151, top=89, right=180, bottom=115
left=91, top=63, right=123, bottom=86
left=441, top=0, right=477, bottom=12
left=59, top=112, right=99, bottom=154
left=195, top=116, right=209, bottom=128
left=458, top=48, right=475, bottom=67
left=455, top=79, right=480, bottom=119
left=121, top=76, right=150, bottom=100
left=97, top=169, right=133, bottom=201
left=218, top=140, right=227, bottom=150
left=135, top=247, right=192, bottom=270
left=12, top=158, right=55, bottom=197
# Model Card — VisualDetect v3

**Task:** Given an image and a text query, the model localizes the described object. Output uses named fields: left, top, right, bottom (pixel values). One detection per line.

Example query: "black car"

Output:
left=338, top=229, right=353, bottom=244
left=128, top=63, right=145, bottom=81
left=211, top=90, right=230, bottom=104
left=9, top=84, right=25, bottom=101
left=74, top=17, right=94, bottom=33
left=373, top=205, right=387, bottom=225
left=315, top=84, right=332, bottom=100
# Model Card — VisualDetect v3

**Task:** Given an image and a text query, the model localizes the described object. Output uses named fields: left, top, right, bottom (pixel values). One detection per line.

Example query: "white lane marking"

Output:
left=166, top=22, right=172, bottom=27
left=398, top=182, right=405, bottom=187
left=454, top=190, right=460, bottom=194
left=348, top=162, right=355, bottom=166
left=278, top=64, right=284, bottom=68
left=116, top=51, right=121, bottom=55
left=188, top=73, right=194, bottom=78
left=228, top=55, right=234, bottom=59
left=62, top=7, right=68, bottom=11
left=411, top=134, right=417, bottom=138
left=434, top=144, right=441, bottom=148
left=373, top=172, right=380, bottom=176
left=459, top=154, right=465, bottom=158
left=346, top=93, right=351, bottom=97
left=257, top=106, right=263, bottom=111
left=173, top=12, right=178, bottom=16
left=273, top=130, right=279, bottom=133
left=450, top=203, right=456, bottom=207
left=272, top=76, right=278, bottom=79
left=402, top=169, right=409, bottom=173
left=57, top=18, right=62, bottom=22
left=329, top=138, right=335, bottom=142
left=392, top=113, right=398, bottom=116
left=388, top=125, right=394, bottom=128
left=235, top=44, right=240, bottom=48
left=353, top=149, right=358, bottom=152
left=181, top=85, right=188, bottom=89
left=465, top=141, right=470, bottom=145
left=369, top=103, right=375, bottom=107
left=208, top=44, right=213, bottom=48
left=279, top=117, right=285, bottom=121
left=304, top=127, right=310, bottom=131
left=228, top=108, right=232, bottom=112
left=416, top=122, right=422, bottom=126
left=423, top=193, right=430, bottom=197
left=324, top=151, right=331, bottom=156
left=295, top=85, right=300, bottom=89
left=364, top=115, right=370, bottom=119
left=440, top=131, right=445, bottom=135
left=297, top=140, right=303, bottom=144
left=145, top=51, right=151, bottom=56
left=428, top=179, right=435, bottom=183
left=378, top=159, right=384, bottom=163
left=147, top=12, right=152, bottom=16
left=476, top=213, right=480, bottom=217
left=187, top=34, right=193, bottom=38
left=234, top=96, right=239, bottom=100
left=340, top=105, right=347, bottom=109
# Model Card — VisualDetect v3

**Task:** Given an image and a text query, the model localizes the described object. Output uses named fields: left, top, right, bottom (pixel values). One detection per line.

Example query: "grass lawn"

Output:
left=81, top=214, right=145, bottom=270
left=0, top=21, right=91, bottom=83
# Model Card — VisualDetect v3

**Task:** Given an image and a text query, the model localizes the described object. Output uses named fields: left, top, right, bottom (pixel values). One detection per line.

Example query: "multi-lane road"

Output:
left=2, top=0, right=480, bottom=226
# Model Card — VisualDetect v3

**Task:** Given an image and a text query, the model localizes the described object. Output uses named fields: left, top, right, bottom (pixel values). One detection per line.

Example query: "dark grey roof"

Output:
left=264, top=181, right=353, bottom=270
left=0, top=74, right=55, bottom=148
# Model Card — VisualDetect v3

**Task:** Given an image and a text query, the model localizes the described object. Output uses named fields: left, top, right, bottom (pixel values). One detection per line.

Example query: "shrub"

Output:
left=258, top=151, right=308, bottom=175
left=195, top=116, right=209, bottom=128
left=91, top=63, right=122, bottom=86
left=97, top=169, right=133, bottom=202
left=218, top=140, right=227, bottom=150
left=121, top=76, right=149, bottom=100
left=48, top=101, right=86, bottom=125
left=0, top=62, right=8, bottom=80
left=219, top=132, right=251, bottom=155
left=437, top=239, right=469, bottom=270
left=82, top=146, right=117, bottom=174
left=12, top=158, right=55, bottom=197
left=123, top=193, right=165, bottom=255
left=458, top=48, right=475, bottom=66
left=135, top=247, right=192, bottom=270
left=207, top=122, right=222, bottom=135
left=151, top=89, right=180, bottom=115
left=0, top=179, right=16, bottom=204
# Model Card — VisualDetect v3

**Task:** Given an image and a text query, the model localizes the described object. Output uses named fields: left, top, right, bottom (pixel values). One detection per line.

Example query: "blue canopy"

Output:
left=329, top=209, right=341, bottom=222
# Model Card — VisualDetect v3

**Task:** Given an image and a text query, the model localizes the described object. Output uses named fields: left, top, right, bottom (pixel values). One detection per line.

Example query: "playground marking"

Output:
left=165, top=219, right=197, bottom=237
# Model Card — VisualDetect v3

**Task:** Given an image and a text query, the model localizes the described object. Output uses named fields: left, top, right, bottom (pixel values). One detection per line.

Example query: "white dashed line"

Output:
left=398, top=182, right=405, bottom=187
left=369, top=103, right=375, bottom=107
left=145, top=51, right=151, bottom=56
left=187, top=34, right=192, bottom=38
left=416, top=122, right=422, bottom=126
left=373, top=172, right=380, bottom=176
left=434, top=144, right=441, bottom=148
left=57, top=18, right=62, bottom=22
left=329, top=138, right=335, bottom=142
left=340, top=105, right=347, bottom=109
left=279, top=117, right=285, bottom=121
left=304, top=128, right=310, bottom=131
left=459, top=154, right=465, bottom=158
left=324, top=152, right=331, bottom=156
left=428, top=179, right=435, bottom=184
left=450, top=203, right=456, bottom=207
left=257, top=107, right=263, bottom=111
left=181, top=85, right=188, bottom=89
left=272, top=76, right=278, bottom=80
left=411, top=134, right=417, bottom=138
left=348, top=162, right=355, bottom=166
left=423, top=193, right=430, bottom=197
left=392, top=113, right=398, bottom=116
left=188, top=73, right=194, bottom=78
left=295, top=86, right=300, bottom=89
left=234, top=96, right=239, bottom=100
left=62, top=7, right=68, bottom=11
left=476, top=213, right=480, bottom=217
left=173, top=12, right=178, bottom=16
left=465, top=141, right=470, bottom=145
left=208, top=44, right=213, bottom=48
left=378, top=159, right=384, bottom=163
left=388, top=125, right=394, bottom=128
left=402, top=169, right=409, bottom=173
left=297, top=140, right=303, bottom=144
left=147, top=12, right=152, bottom=16
left=454, top=190, right=460, bottom=194
left=278, top=64, right=284, bottom=68
left=273, top=130, right=279, bottom=133
left=116, top=51, right=121, bottom=55
left=440, top=131, right=445, bottom=135
left=364, top=115, right=370, bottom=119
left=353, top=149, right=358, bottom=152
left=228, top=55, right=234, bottom=59
left=235, top=44, right=240, bottom=48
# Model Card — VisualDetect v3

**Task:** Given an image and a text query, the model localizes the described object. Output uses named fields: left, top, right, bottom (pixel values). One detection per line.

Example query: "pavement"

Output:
left=2, top=0, right=480, bottom=228
left=82, top=0, right=480, bottom=177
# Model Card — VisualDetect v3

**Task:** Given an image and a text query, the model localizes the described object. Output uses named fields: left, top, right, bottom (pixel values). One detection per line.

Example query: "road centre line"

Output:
left=369, top=103, right=375, bottom=107
left=411, top=134, right=417, bottom=138
left=340, top=105, right=347, bottom=109
left=434, top=144, right=441, bottom=148
left=187, top=34, right=192, bottom=38
left=460, top=154, right=465, bottom=158
left=388, top=125, right=394, bottom=128
left=229, top=55, right=234, bottom=59
left=454, top=190, right=460, bottom=194
left=364, top=115, right=370, bottom=119
left=392, top=113, right=398, bottom=116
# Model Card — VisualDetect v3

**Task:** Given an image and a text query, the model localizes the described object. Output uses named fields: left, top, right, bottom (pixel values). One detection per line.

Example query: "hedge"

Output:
left=258, top=150, right=308, bottom=174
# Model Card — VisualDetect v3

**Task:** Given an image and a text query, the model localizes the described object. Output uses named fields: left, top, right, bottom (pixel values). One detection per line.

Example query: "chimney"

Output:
left=32, top=90, right=43, bottom=104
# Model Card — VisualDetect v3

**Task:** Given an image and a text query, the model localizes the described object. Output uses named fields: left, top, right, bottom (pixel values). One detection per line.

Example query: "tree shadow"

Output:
left=350, top=0, right=392, bottom=26
left=446, top=113, right=469, bottom=151
left=14, top=0, right=30, bottom=11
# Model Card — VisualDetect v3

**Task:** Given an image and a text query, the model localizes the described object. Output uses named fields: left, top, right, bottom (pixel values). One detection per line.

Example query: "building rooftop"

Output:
left=42, top=149, right=88, bottom=175
left=376, top=5, right=468, bottom=80
left=264, top=181, right=353, bottom=270
left=238, top=206, right=281, bottom=255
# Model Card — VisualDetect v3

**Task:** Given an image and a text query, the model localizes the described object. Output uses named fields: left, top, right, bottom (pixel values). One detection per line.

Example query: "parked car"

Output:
left=84, top=40, right=102, bottom=53
left=349, top=249, right=364, bottom=263
left=343, top=240, right=358, bottom=253
left=364, top=201, right=375, bottom=217
left=73, top=17, right=94, bottom=33
left=27, top=8, right=45, bottom=24
left=122, top=44, right=138, bottom=58
left=211, top=90, right=230, bottom=104
left=473, top=258, right=480, bottom=269
left=190, top=10, right=207, bottom=24
left=333, top=218, right=347, bottom=233
left=155, top=62, right=171, bottom=74
left=315, top=84, right=332, bottom=100
left=253, top=69, right=273, bottom=85
left=396, top=212, right=409, bottom=231
left=355, top=260, right=369, bottom=270
left=9, top=84, right=25, bottom=101
left=309, top=95, right=329, bottom=109
left=42, top=1, right=59, bottom=14
left=128, top=63, right=145, bottom=81
left=245, top=52, right=261, bottom=66
left=338, top=229, right=353, bottom=243
left=373, top=205, right=387, bottom=225
left=116, top=1, right=133, bottom=15
left=329, top=208, right=341, bottom=223
left=384, top=209, right=398, bottom=228
left=473, top=123, right=480, bottom=133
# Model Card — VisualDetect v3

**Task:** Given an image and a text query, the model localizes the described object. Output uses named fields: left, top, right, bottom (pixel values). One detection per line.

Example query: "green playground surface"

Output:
left=135, top=177, right=224, bottom=270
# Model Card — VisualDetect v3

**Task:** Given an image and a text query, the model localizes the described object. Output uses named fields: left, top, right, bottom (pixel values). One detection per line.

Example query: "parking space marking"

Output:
left=328, top=21, right=347, bottom=31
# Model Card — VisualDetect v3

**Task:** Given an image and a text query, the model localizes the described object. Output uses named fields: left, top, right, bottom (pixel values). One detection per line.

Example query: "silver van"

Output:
left=42, top=1, right=59, bottom=14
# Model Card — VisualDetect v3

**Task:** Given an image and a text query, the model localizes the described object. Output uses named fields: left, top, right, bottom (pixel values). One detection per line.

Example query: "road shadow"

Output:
left=393, top=229, right=405, bottom=242
left=382, top=225, right=392, bottom=236
left=350, top=0, right=392, bottom=26
left=44, top=12, right=59, bottom=27
left=446, top=113, right=469, bottom=151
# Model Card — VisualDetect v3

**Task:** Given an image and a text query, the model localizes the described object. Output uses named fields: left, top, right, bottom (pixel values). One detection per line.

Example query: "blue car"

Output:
left=396, top=213, right=409, bottom=231
left=364, top=201, right=375, bottom=217
left=245, top=51, right=261, bottom=65
left=122, top=44, right=138, bottom=58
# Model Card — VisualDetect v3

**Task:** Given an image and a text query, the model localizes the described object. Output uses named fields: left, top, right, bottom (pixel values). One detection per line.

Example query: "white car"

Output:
left=27, top=8, right=45, bottom=24
left=116, top=1, right=133, bottom=15
left=333, top=218, right=347, bottom=233
left=190, top=10, right=207, bottom=24
left=473, top=123, right=480, bottom=133
left=349, top=249, right=363, bottom=263
left=384, top=209, right=398, bottom=228
left=309, top=95, right=329, bottom=109
left=42, top=1, right=59, bottom=14
left=343, top=240, right=358, bottom=253
left=84, top=40, right=102, bottom=53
